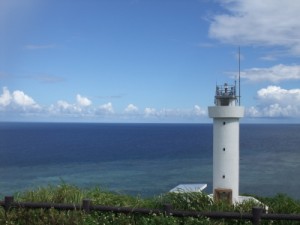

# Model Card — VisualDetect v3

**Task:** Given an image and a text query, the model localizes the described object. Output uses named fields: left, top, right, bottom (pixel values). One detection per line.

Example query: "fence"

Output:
left=1, top=196, right=300, bottom=224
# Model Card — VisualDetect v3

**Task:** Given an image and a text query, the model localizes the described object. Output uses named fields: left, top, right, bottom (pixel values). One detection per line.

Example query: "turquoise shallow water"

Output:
left=0, top=123, right=299, bottom=199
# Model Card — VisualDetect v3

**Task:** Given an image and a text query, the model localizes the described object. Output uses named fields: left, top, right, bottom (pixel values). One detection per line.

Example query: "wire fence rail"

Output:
left=1, top=196, right=300, bottom=225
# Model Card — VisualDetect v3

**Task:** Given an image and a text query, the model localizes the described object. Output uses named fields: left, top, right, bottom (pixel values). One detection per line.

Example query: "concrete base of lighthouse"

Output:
left=208, top=194, right=264, bottom=206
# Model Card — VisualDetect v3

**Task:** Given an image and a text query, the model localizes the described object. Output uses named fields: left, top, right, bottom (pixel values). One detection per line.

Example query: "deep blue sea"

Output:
left=0, top=123, right=299, bottom=199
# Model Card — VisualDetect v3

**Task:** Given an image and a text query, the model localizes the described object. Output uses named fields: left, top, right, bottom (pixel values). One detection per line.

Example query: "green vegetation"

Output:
left=0, top=183, right=299, bottom=225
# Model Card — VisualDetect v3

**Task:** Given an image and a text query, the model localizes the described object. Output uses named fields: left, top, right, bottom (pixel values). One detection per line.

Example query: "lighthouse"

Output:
left=208, top=83, right=244, bottom=203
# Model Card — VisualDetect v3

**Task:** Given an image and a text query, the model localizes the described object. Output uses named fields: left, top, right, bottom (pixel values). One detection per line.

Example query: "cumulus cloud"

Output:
left=193, top=105, right=206, bottom=116
left=0, top=87, right=40, bottom=111
left=76, top=94, right=92, bottom=107
left=144, top=107, right=157, bottom=117
left=56, top=100, right=72, bottom=110
left=256, top=86, right=300, bottom=104
left=13, top=90, right=38, bottom=107
left=58, top=100, right=80, bottom=112
left=247, top=86, right=300, bottom=117
left=49, top=100, right=81, bottom=116
left=50, top=94, right=93, bottom=116
left=98, top=102, right=114, bottom=114
left=0, top=87, right=12, bottom=107
left=241, top=64, right=300, bottom=83
left=125, top=104, right=139, bottom=113
left=0, top=87, right=208, bottom=122
left=209, top=0, right=300, bottom=54
left=143, top=106, right=207, bottom=119
left=156, top=108, right=181, bottom=118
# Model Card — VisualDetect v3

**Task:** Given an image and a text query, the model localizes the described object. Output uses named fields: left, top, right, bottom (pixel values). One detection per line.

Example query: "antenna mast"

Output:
left=238, top=47, right=241, bottom=106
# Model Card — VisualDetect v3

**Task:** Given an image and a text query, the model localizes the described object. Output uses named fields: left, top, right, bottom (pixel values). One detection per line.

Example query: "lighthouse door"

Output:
left=214, top=188, right=232, bottom=204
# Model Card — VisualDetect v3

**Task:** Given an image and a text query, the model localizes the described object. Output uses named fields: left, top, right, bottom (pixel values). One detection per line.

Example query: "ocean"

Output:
left=0, top=122, right=299, bottom=199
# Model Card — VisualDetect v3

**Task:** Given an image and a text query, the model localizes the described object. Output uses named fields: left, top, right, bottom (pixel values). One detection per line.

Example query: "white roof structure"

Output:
left=169, top=184, right=207, bottom=193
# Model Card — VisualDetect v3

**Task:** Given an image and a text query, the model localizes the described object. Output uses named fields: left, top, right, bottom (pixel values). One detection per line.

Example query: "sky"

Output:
left=1, top=0, right=300, bottom=123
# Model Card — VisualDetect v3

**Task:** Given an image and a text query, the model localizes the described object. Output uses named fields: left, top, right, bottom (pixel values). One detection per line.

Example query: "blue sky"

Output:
left=1, top=0, right=300, bottom=123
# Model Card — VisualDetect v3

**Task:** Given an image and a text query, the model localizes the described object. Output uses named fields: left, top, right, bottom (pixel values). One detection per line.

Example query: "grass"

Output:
left=0, top=183, right=299, bottom=224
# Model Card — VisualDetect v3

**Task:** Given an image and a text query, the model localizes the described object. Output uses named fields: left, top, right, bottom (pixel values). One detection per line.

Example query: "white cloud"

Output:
left=143, top=106, right=207, bottom=119
left=209, top=0, right=300, bottom=54
left=193, top=105, right=206, bottom=116
left=0, top=87, right=40, bottom=111
left=50, top=94, right=93, bottom=116
left=0, top=87, right=208, bottom=122
left=157, top=108, right=180, bottom=117
left=247, top=106, right=261, bottom=117
left=76, top=94, right=92, bottom=107
left=241, top=64, right=300, bottom=83
left=144, top=107, right=157, bottom=117
left=56, top=100, right=75, bottom=111
left=247, top=86, right=300, bottom=117
left=98, top=102, right=114, bottom=114
left=257, top=86, right=300, bottom=104
left=125, top=104, right=138, bottom=113
left=12, top=90, right=38, bottom=107
left=0, top=87, right=12, bottom=107
left=50, top=99, right=115, bottom=118
left=49, top=100, right=81, bottom=116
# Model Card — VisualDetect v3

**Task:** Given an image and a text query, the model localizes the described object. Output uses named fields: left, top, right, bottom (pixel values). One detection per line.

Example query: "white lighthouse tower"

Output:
left=208, top=83, right=244, bottom=203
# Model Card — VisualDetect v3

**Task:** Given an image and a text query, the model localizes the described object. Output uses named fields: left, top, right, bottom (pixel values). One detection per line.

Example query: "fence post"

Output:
left=4, top=196, right=14, bottom=212
left=163, top=204, right=173, bottom=216
left=82, top=199, right=91, bottom=213
left=252, top=207, right=263, bottom=225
